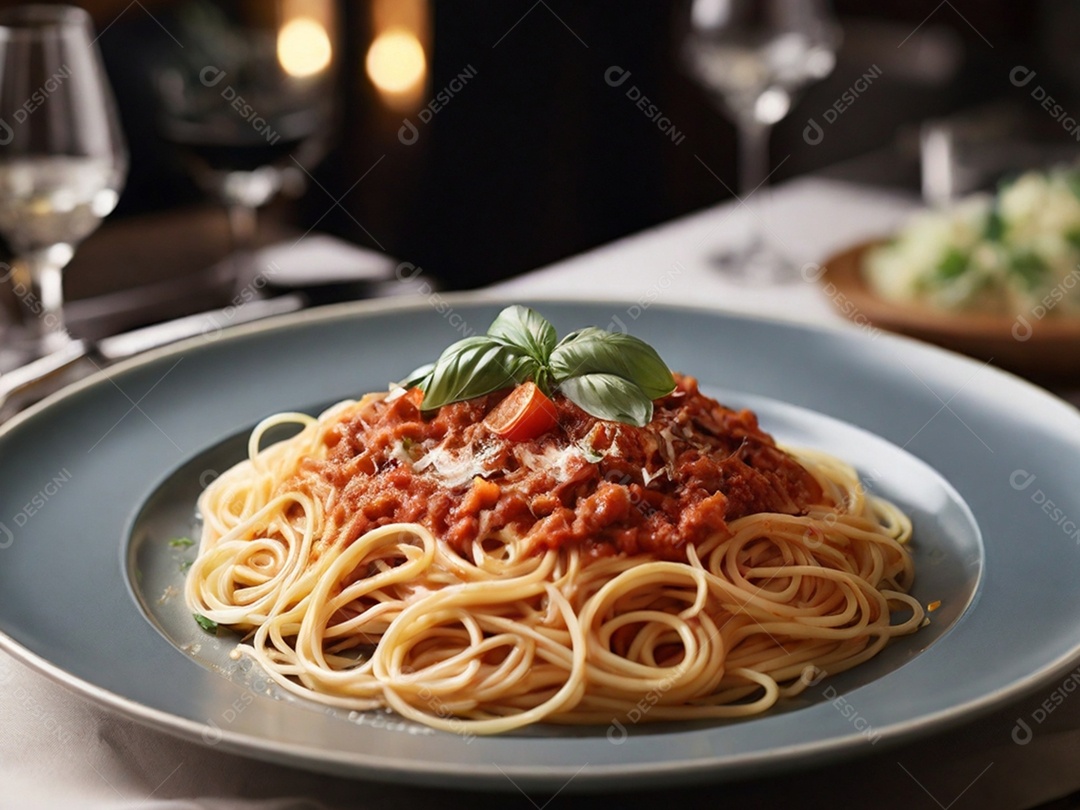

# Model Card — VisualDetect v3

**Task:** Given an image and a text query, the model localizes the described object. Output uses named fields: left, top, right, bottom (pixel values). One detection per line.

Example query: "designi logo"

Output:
left=202, top=719, right=223, bottom=744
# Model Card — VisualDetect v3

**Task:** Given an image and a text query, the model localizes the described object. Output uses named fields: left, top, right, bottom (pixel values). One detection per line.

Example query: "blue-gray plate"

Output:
left=1, top=297, right=1078, bottom=791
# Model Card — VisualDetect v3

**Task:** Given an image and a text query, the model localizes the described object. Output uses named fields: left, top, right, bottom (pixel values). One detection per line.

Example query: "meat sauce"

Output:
left=303, top=374, right=823, bottom=559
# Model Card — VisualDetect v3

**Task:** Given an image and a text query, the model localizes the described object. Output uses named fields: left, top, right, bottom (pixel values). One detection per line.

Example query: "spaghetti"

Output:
left=186, top=375, right=922, bottom=734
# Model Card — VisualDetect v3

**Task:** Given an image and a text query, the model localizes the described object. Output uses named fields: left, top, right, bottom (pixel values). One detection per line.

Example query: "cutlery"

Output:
left=0, top=293, right=305, bottom=419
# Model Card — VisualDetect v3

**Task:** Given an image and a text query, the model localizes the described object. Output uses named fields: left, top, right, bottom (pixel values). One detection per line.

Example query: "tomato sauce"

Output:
left=301, top=375, right=823, bottom=559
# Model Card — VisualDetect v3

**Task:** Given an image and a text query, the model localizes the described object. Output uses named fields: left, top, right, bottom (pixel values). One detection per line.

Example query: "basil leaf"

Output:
left=555, top=326, right=606, bottom=345
left=393, top=305, right=677, bottom=427
left=421, top=337, right=534, bottom=410
left=487, top=305, right=557, bottom=362
left=558, top=373, right=654, bottom=427
left=193, top=613, right=218, bottom=633
left=399, top=362, right=435, bottom=389
left=550, top=331, right=675, bottom=399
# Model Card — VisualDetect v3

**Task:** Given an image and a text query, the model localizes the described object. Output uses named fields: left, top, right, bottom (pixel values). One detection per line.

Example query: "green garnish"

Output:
left=578, top=443, right=605, bottom=463
left=1008, top=249, right=1048, bottom=290
left=1065, top=172, right=1080, bottom=203
left=984, top=206, right=1005, bottom=242
left=1066, top=227, right=1080, bottom=251
left=935, top=248, right=969, bottom=282
left=402, top=305, right=676, bottom=427
left=179, top=560, right=193, bottom=573
left=193, top=613, right=218, bottom=633
left=168, top=537, right=195, bottom=548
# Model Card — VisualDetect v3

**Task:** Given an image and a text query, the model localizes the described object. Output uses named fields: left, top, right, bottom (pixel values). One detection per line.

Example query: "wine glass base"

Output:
left=707, top=235, right=800, bottom=286
left=0, top=330, right=37, bottom=374
left=0, top=321, right=72, bottom=373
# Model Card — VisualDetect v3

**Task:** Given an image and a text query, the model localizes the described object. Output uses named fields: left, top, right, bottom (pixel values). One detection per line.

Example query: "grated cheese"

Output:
left=515, top=444, right=589, bottom=483
left=412, top=442, right=498, bottom=489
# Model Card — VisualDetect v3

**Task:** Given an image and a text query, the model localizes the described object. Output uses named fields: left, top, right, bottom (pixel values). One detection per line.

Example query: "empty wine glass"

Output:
left=153, top=0, right=336, bottom=289
left=0, top=5, right=127, bottom=361
left=683, top=0, right=839, bottom=282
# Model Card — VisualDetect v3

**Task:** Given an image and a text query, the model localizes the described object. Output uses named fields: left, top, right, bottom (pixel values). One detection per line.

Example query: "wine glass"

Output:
left=682, top=0, right=839, bottom=282
left=0, top=4, right=127, bottom=361
left=153, top=0, right=336, bottom=289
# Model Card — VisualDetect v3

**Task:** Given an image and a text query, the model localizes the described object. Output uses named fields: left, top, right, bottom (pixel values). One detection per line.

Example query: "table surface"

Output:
left=4, top=178, right=1080, bottom=809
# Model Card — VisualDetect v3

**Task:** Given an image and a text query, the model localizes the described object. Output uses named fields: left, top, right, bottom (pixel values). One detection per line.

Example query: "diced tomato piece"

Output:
left=461, top=476, right=501, bottom=512
left=484, top=382, right=559, bottom=442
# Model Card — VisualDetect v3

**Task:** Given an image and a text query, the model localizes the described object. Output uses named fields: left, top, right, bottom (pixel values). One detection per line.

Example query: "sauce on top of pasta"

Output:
left=298, top=375, right=822, bottom=559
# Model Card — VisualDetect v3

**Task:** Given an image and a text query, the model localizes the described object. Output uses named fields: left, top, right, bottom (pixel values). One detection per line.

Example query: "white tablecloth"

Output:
left=5, top=178, right=1080, bottom=809
left=490, top=177, right=915, bottom=326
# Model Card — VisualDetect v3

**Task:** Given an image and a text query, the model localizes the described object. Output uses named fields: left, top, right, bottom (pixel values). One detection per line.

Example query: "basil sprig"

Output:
left=403, top=306, right=675, bottom=426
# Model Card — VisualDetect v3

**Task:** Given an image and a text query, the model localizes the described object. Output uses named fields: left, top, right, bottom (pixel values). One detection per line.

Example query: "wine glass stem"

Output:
left=12, top=249, right=70, bottom=350
left=227, top=202, right=256, bottom=251
left=737, top=119, right=772, bottom=197
left=226, top=202, right=257, bottom=286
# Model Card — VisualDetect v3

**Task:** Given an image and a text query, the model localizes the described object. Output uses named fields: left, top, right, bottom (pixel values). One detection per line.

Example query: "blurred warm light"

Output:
left=366, top=28, right=426, bottom=96
left=278, top=17, right=332, bottom=78
left=691, top=0, right=733, bottom=30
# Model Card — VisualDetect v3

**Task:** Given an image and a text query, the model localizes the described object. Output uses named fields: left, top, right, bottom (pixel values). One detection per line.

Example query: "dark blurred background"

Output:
left=5, top=0, right=1080, bottom=294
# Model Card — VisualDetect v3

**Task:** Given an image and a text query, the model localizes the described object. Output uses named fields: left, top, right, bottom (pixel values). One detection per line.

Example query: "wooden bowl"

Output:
left=820, top=240, right=1080, bottom=383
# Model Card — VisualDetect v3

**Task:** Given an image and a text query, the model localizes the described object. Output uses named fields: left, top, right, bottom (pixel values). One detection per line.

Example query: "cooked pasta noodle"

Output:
left=186, top=381, right=923, bottom=735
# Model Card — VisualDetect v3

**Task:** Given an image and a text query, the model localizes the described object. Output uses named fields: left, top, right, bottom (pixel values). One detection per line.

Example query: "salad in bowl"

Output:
left=865, top=167, right=1080, bottom=318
